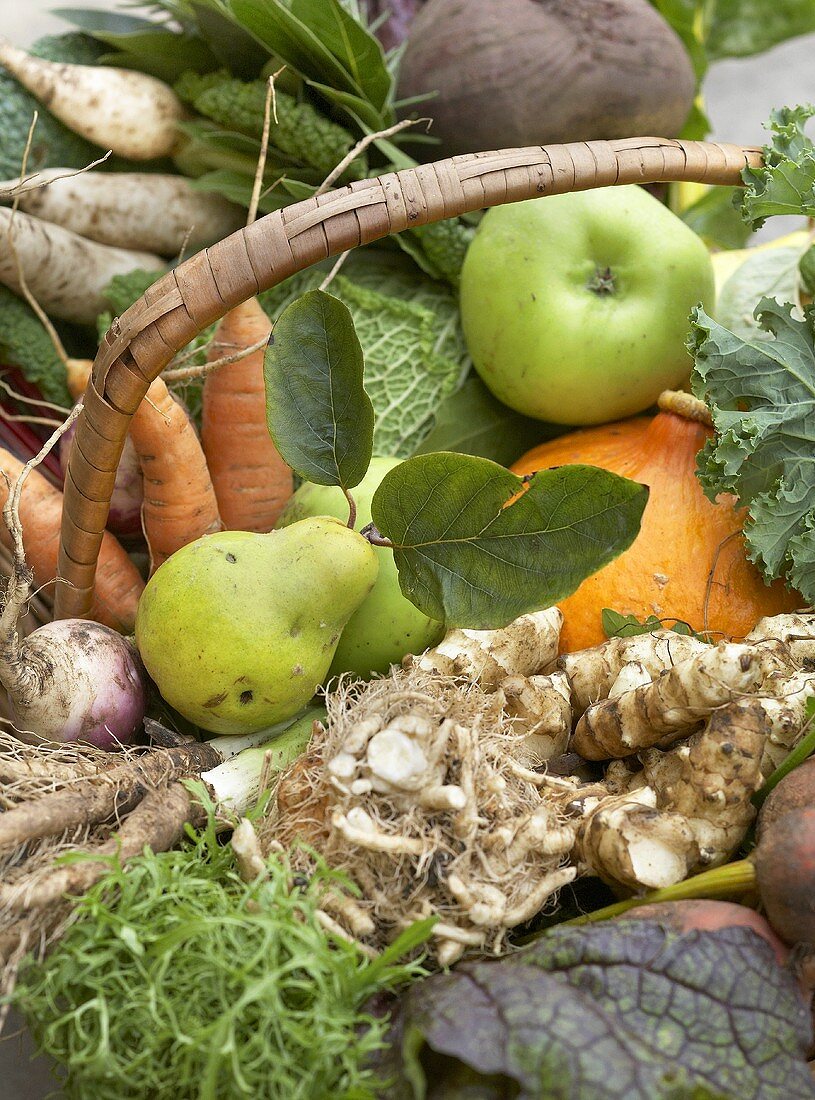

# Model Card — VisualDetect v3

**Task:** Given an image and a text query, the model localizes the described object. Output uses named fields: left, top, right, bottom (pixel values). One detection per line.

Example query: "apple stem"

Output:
left=344, top=487, right=357, bottom=530
left=359, top=522, right=393, bottom=548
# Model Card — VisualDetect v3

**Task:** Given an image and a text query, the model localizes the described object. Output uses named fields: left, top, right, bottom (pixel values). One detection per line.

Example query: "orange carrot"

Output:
left=0, top=447, right=143, bottom=632
left=201, top=298, right=293, bottom=532
left=129, top=376, right=222, bottom=573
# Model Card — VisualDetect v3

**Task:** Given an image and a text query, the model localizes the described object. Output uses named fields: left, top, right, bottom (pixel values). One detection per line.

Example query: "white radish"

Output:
left=0, top=170, right=244, bottom=256
left=0, top=38, right=185, bottom=161
left=0, top=207, right=164, bottom=324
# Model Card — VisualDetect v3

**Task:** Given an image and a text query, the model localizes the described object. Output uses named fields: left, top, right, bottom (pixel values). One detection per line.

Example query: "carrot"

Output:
left=201, top=298, right=293, bottom=532
left=129, top=375, right=222, bottom=573
left=0, top=447, right=143, bottom=632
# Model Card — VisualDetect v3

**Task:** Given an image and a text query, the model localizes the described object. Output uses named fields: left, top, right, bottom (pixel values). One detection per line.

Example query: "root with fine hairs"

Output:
left=261, top=666, right=576, bottom=965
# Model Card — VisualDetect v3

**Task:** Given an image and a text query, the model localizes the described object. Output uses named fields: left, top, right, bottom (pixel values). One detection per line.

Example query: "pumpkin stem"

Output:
left=658, top=390, right=714, bottom=429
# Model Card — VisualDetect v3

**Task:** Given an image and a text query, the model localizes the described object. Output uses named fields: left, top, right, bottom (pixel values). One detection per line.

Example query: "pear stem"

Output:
left=359, top=522, right=393, bottom=549
left=344, top=488, right=357, bottom=530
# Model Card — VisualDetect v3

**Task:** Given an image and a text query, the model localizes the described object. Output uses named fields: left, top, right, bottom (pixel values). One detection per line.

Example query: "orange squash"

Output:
left=512, top=392, right=800, bottom=652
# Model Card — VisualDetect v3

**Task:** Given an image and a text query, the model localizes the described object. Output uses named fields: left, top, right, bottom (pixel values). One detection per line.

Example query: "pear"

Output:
left=135, top=517, right=378, bottom=734
left=277, top=457, right=444, bottom=679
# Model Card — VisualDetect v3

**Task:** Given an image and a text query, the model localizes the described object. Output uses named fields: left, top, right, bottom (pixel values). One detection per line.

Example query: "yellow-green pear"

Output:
left=135, top=517, right=378, bottom=734
left=277, top=457, right=444, bottom=679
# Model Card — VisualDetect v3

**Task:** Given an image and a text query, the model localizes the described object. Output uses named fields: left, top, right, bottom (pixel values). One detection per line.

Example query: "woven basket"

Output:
left=55, top=137, right=762, bottom=621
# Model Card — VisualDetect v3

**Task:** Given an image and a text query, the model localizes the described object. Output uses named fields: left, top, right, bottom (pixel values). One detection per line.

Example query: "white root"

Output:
left=746, top=611, right=815, bottom=665
left=559, top=630, right=710, bottom=717
left=0, top=170, right=244, bottom=256
left=231, top=819, right=266, bottom=884
left=0, top=207, right=164, bottom=324
left=499, top=670, right=571, bottom=763
left=410, top=606, right=563, bottom=687
left=572, top=641, right=787, bottom=760
left=0, top=39, right=184, bottom=160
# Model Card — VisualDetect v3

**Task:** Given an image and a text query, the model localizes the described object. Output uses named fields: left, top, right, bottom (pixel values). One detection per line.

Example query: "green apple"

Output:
left=460, top=185, right=715, bottom=425
left=276, top=457, right=444, bottom=679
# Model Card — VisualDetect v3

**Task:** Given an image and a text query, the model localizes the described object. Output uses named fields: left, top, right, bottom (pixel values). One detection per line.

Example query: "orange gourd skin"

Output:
left=512, top=409, right=800, bottom=653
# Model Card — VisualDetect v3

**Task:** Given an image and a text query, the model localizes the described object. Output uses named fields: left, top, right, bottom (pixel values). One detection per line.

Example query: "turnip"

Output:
left=0, top=411, right=147, bottom=748
left=0, top=170, right=244, bottom=256
left=397, top=0, right=696, bottom=158
left=0, top=38, right=185, bottom=161
left=0, top=207, right=164, bottom=324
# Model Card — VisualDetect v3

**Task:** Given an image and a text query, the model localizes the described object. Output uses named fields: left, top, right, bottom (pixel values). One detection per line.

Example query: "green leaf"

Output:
left=264, top=289, right=374, bottom=489
left=601, top=608, right=702, bottom=639
left=229, top=0, right=364, bottom=100
left=689, top=299, right=815, bottom=599
left=290, top=0, right=392, bottom=110
left=304, top=78, right=389, bottom=131
left=260, top=253, right=470, bottom=458
left=799, top=244, right=815, bottom=295
left=371, top=454, right=648, bottom=629
left=738, top=105, right=815, bottom=228
left=382, top=921, right=815, bottom=1100
left=679, top=186, right=753, bottom=250
left=413, top=376, right=558, bottom=466
left=715, top=244, right=807, bottom=341
left=706, top=0, right=815, bottom=60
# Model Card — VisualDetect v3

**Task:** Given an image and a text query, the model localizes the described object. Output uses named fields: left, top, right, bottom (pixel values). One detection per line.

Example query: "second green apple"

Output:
left=460, top=185, right=715, bottom=425
left=277, top=457, right=444, bottom=679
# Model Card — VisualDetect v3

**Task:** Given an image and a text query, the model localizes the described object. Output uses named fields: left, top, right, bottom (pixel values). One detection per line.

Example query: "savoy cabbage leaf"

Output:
left=259, top=255, right=468, bottom=457
left=689, top=298, right=815, bottom=600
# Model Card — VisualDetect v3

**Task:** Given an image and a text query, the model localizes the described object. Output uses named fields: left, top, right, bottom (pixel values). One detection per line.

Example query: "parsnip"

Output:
left=0, top=38, right=184, bottom=161
left=0, top=171, right=243, bottom=256
left=0, top=208, right=164, bottom=324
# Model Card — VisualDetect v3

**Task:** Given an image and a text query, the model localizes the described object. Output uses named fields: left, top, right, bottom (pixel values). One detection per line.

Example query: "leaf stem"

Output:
left=560, top=859, right=758, bottom=928
left=359, top=522, right=393, bottom=548
left=344, top=488, right=357, bottom=531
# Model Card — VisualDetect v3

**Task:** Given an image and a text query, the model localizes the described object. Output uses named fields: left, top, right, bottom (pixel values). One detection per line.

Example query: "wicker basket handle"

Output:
left=55, top=136, right=761, bottom=622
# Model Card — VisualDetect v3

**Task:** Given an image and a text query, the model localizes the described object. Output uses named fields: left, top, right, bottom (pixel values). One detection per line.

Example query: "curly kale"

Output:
left=175, top=70, right=367, bottom=180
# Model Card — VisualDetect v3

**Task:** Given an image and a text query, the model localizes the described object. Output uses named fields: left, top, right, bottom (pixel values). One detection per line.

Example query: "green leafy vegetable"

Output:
left=413, top=376, right=556, bottom=466
left=738, top=105, right=815, bottom=228
left=715, top=242, right=808, bottom=341
left=601, top=608, right=702, bottom=639
left=12, top=813, right=431, bottom=1100
left=382, top=920, right=815, bottom=1100
left=260, top=256, right=469, bottom=457
left=0, top=286, right=71, bottom=408
left=705, top=0, right=815, bottom=59
left=689, top=299, right=815, bottom=600
left=175, top=69, right=367, bottom=178
left=371, top=454, right=648, bottom=628
left=799, top=243, right=815, bottom=295
left=264, top=289, right=374, bottom=489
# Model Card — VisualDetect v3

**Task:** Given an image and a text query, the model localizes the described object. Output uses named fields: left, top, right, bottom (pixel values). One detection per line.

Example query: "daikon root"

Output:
left=571, top=641, right=788, bottom=760
left=261, top=668, right=577, bottom=963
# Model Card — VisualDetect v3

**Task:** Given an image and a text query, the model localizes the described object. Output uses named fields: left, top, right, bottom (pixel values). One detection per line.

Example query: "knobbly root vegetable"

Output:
left=571, top=641, right=787, bottom=760
left=0, top=208, right=164, bottom=324
left=201, top=299, right=293, bottom=532
left=0, top=39, right=185, bottom=160
left=129, top=375, right=222, bottom=572
left=410, top=608, right=572, bottom=762
left=262, top=668, right=577, bottom=964
left=0, top=446, right=144, bottom=632
left=0, top=170, right=244, bottom=255
left=559, top=629, right=709, bottom=718
left=747, top=612, right=815, bottom=667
